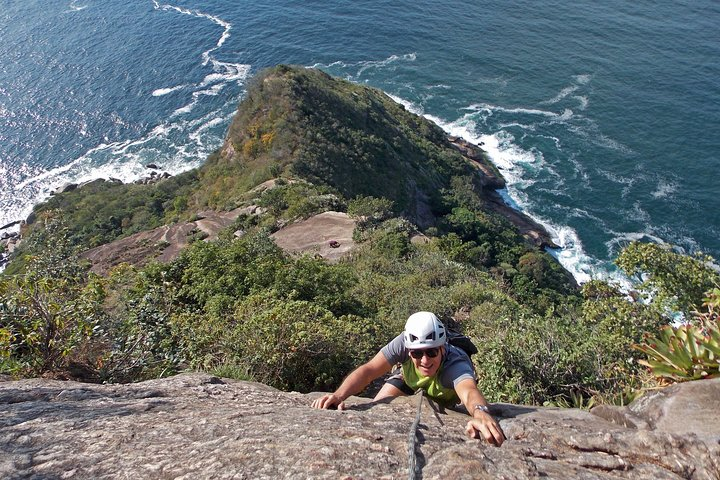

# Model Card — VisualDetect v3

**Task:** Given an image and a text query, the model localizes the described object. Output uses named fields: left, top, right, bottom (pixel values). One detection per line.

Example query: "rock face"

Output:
left=1, top=373, right=718, bottom=479
left=81, top=210, right=245, bottom=275
left=80, top=209, right=357, bottom=275
left=270, top=211, right=356, bottom=263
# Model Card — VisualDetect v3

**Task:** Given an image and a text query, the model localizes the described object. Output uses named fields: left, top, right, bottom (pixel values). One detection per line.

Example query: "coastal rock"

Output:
left=449, top=136, right=505, bottom=190
left=0, top=220, right=21, bottom=231
left=53, top=183, right=78, bottom=195
left=448, top=136, right=558, bottom=250
left=0, top=373, right=717, bottom=479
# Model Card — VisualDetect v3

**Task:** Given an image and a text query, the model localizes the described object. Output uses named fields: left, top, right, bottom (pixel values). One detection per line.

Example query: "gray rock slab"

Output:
left=592, top=378, right=720, bottom=444
left=1, top=374, right=718, bottom=479
left=270, top=211, right=356, bottom=263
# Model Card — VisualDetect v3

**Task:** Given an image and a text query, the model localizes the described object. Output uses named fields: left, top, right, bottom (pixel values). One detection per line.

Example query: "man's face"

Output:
left=409, top=346, right=444, bottom=377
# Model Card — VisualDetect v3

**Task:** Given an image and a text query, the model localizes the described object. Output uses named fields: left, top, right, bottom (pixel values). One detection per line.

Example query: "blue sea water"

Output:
left=1, top=0, right=718, bottom=283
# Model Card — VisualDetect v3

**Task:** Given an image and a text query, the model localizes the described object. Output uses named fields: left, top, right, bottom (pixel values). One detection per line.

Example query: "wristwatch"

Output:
left=473, top=404, right=490, bottom=414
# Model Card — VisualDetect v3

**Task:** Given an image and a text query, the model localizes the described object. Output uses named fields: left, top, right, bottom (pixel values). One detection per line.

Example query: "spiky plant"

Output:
left=634, top=288, right=720, bottom=382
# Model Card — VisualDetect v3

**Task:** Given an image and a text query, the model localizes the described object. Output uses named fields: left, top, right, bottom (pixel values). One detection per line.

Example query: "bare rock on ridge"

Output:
left=1, top=373, right=718, bottom=479
left=80, top=209, right=358, bottom=275
left=270, top=211, right=356, bottom=263
left=81, top=209, right=246, bottom=275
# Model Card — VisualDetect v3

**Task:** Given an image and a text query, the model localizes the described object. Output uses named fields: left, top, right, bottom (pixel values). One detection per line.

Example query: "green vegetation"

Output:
left=0, top=214, right=106, bottom=376
left=6, top=172, right=200, bottom=274
left=617, top=242, right=719, bottom=318
left=634, top=288, right=720, bottom=382
left=2, top=66, right=717, bottom=410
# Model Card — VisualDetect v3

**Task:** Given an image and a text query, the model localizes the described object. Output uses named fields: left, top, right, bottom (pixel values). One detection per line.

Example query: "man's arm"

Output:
left=311, top=351, right=393, bottom=410
left=454, top=378, right=506, bottom=446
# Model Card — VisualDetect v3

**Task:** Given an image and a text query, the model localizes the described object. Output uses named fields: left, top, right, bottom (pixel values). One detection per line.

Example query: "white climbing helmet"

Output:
left=403, top=311, right=446, bottom=349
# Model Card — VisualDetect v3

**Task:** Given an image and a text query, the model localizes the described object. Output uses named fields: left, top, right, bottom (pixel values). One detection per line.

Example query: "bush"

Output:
left=235, top=294, right=381, bottom=392
left=616, top=242, right=719, bottom=318
left=471, top=281, right=663, bottom=406
left=0, top=214, right=106, bottom=376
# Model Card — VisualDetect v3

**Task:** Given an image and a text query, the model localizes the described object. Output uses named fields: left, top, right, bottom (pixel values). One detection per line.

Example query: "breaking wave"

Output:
left=0, top=1, right=251, bottom=230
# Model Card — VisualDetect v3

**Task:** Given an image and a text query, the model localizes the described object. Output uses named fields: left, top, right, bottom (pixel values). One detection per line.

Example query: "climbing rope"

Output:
left=407, top=389, right=424, bottom=480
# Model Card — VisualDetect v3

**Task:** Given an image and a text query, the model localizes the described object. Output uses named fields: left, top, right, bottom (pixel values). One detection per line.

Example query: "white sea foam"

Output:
left=399, top=97, right=625, bottom=285
left=1, top=2, right=248, bottom=230
left=152, top=85, right=187, bottom=96
left=573, top=95, right=589, bottom=110
left=171, top=104, right=195, bottom=117
left=67, top=1, right=87, bottom=12
left=189, top=114, right=231, bottom=145
left=545, top=224, right=610, bottom=285
left=153, top=1, right=234, bottom=70
left=652, top=179, right=677, bottom=198
left=630, top=202, right=651, bottom=222
left=387, top=94, right=423, bottom=116
left=605, top=231, right=668, bottom=260
left=536, top=134, right=563, bottom=151
left=596, top=169, right=635, bottom=187
left=573, top=74, right=592, bottom=85
left=498, top=122, right=536, bottom=131
left=567, top=153, right=590, bottom=183
left=540, top=85, right=579, bottom=105
left=326, top=52, right=417, bottom=77
left=567, top=122, right=633, bottom=155
left=467, top=103, right=559, bottom=118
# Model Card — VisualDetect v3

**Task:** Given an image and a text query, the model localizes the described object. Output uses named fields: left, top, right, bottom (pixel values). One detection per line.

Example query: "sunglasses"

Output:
left=409, top=347, right=440, bottom=359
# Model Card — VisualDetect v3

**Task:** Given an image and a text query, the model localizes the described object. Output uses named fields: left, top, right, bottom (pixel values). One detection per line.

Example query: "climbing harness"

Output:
left=407, top=389, right=424, bottom=480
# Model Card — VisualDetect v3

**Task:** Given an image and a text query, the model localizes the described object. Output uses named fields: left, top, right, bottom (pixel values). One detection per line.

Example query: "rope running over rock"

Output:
left=408, top=389, right=424, bottom=480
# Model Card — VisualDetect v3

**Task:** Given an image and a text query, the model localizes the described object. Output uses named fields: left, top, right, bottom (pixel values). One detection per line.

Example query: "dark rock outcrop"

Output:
left=1, top=373, right=717, bottom=479
left=448, top=136, right=558, bottom=249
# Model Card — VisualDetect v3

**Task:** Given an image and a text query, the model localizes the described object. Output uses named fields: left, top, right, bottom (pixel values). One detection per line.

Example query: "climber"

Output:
left=311, top=311, right=505, bottom=446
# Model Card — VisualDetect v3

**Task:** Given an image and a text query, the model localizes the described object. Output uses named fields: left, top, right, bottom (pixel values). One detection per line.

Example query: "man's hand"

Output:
left=465, top=413, right=506, bottom=447
left=311, top=393, right=346, bottom=410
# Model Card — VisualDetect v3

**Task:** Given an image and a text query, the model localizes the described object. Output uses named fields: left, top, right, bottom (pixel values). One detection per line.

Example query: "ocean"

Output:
left=1, top=0, right=718, bottom=283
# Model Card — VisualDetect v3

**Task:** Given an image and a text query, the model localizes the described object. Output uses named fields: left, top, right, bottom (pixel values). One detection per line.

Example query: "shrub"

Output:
left=616, top=242, right=719, bottom=318
left=235, top=294, right=381, bottom=392
left=0, top=214, right=106, bottom=376
left=471, top=282, right=662, bottom=406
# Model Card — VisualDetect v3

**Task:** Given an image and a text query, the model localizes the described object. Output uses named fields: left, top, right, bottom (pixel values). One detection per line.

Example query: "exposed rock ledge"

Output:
left=1, top=373, right=718, bottom=479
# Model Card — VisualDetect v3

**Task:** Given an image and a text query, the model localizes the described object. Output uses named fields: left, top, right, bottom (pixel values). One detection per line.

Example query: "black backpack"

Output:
left=446, top=328, right=478, bottom=358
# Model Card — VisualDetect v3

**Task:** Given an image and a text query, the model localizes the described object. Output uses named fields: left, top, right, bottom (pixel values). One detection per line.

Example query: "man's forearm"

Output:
left=456, top=379, right=491, bottom=416
left=333, top=366, right=373, bottom=401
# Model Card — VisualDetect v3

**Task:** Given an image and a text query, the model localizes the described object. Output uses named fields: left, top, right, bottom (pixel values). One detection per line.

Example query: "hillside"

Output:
left=8, top=66, right=554, bottom=265
left=2, top=66, right=719, bottom=415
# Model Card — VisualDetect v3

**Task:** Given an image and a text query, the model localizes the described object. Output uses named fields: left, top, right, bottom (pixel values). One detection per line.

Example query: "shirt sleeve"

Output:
left=441, top=345, right=476, bottom=388
left=380, top=334, right=408, bottom=365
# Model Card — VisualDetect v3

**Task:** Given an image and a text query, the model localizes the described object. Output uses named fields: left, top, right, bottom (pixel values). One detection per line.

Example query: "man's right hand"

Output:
left=311, top=393, right=346, bottom=410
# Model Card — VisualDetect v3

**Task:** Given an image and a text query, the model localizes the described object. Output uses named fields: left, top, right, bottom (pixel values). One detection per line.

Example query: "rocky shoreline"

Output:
left=0, top=164, right=174, bottom=270
left=448, top=136, right=559, bottom=250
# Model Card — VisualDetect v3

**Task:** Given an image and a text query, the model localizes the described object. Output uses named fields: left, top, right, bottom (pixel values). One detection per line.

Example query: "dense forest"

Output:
left=1, top=66, right=718, bottom=407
